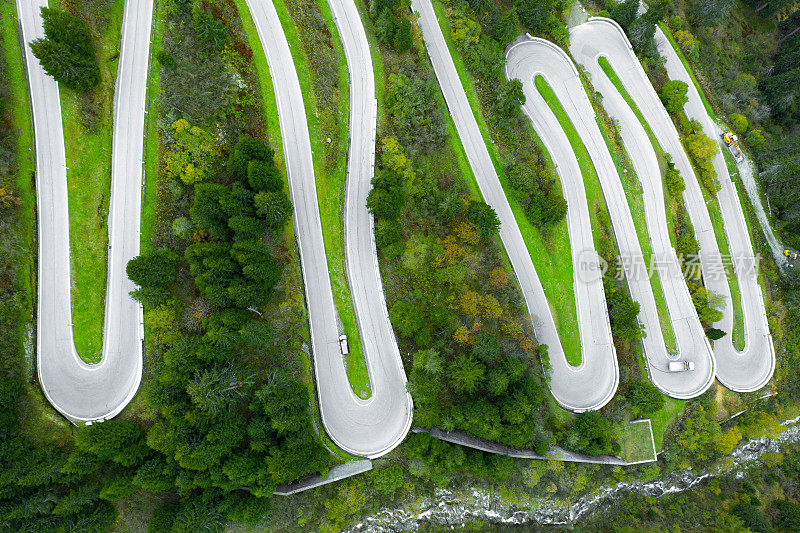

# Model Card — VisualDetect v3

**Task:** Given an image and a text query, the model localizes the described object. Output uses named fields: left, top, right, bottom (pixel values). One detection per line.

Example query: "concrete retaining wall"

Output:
left=274, top=459, right=373, bottom=496
left=415, top=427, right=651, bottom=466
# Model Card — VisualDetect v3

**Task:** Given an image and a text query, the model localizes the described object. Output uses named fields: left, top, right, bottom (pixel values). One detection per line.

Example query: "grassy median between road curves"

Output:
left=258, top=0, right=372, bottom=399
left=56, top=0, right=125, bottom=364
left=597, top=56, right=677, bottom=245
left=432, top=0, right=582, bottom=366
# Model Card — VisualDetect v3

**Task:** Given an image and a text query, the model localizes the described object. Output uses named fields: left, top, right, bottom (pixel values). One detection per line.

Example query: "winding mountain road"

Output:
left=18, top=0, right=150, bottom=421
left=654, top=24, right=774, bottom=392
left=244, top=0, right=411, bottom=457
left=412, top=0, right=619, bottom=411
left=507, top=36, right=714, bottom=399
left=568, top=18, right=772, bottom=393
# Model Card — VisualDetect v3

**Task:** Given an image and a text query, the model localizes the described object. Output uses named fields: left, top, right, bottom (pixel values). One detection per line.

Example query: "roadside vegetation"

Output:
left=599, top=1, right=748, bottom=348
left=586, top=436, right=800, bottom=531
left=591, top=0, right=800, bottom=443
left=435, top=0, right=681, bottom=462
left=435, top=0, right=584, bottom=366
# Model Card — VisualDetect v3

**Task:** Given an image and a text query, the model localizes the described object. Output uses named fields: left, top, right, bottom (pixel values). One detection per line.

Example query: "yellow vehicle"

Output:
left=785, top=249, right=798, bottom=268
left=722, top=131, right=744, bottom=162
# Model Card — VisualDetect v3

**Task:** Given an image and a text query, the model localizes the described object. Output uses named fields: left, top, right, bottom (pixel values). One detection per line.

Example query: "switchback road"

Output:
left=413, top=0, right=619, bottom=411
left=654, top=24, right=775, bottom=391
left=19, top=0, right=151, bottom=421
left=570, top=18, right=772, bottom=393
left=245, top=0, right=411, bottom=457
left=508, top=35, right=714, bottom=399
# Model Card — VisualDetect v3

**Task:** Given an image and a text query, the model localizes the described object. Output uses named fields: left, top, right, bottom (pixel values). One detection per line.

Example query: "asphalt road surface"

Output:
left=654, top=24, right=775, bottom=392
left=19, top=0, right=150, bottom=421
left=569, top=24, right=718, bottom=397
left=245, top=0, right=411, bottom=457
left=413, top=0, right=619, bottom=411
left=508, top=35, right=714, bottom=399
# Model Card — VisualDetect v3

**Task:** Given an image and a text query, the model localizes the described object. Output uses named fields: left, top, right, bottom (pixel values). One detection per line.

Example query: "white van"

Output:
left=668, top=361, right=695, bottom=372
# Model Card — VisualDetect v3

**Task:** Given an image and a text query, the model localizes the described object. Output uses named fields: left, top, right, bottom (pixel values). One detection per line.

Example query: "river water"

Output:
left=349, top=417, right=800, bottom=531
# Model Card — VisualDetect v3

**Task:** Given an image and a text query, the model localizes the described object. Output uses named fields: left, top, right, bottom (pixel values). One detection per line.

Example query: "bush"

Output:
left=729, top=113, right=748, bottom=134
left=772, top=500, right=800, bottom=532
left=685, top=129, right=721, bottom=194
left=660, top=80, right=689, bottom=114
left=604, top=278, right=645, bottom=341
left=29, top=7, right=100, bottom=93
left=492, top=79, right=525, bottom=118
left=370, top=464, right=404, bottom=495
left=127, top=249, right=181, bottom=289
left=730, top=501, right=772, bottom=533
left=746, top=129, right=766, bottom=149
left=385, top=71, right=447, bottom=151
left=665, top=165, right=685, bottom=197
left=254, top=191, right=293, bottom=228
left=230, top=136, right=274, bottom=180
left=466, top=200, right=500, bottom=238
left=627, top=381, right=665, bottom=416
left=567, top=411, right=619, bottom=456
left=367, top=169, right=406, bottom=220
left=375, top=10, right=413, bottom=54
left=247, top=160, right=282, bottom=193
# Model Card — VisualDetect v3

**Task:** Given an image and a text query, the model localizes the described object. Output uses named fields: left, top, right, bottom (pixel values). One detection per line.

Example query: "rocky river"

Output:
left=348, top=417, right=800, bottom=531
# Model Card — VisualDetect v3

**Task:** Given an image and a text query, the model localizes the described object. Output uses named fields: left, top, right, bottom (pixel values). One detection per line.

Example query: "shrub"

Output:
left=746, top=129, right=766, bottom=149
left=229, top=136, right=274, bottom=180
left=370, top=464, right=404, bottom=495
left=729, top=113, right=748, bottom=134
left=466, top=200, right=500, bottom=238
left=660, top=80, right=689, bottom=114
left=492, top=79, right=525, bottom=119
left=247, top=160, right=282, bottom=193
left=627, top=381, right=665, bottom=416
left=385, top=71, right=447, bottom=151
left=366, top=169, right=406, bottom=220
left=685, top=129, right=721, bottom=194
left=254, top=191, right=293, bottom=228
left=665, top=165, right=685, bottom=197
left=126, top=249, right=181, bottom=289
left=567, top=410, right=619, bottom=456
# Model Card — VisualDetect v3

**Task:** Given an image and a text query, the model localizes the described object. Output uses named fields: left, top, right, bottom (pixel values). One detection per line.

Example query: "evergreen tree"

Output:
left=29, top=8, right=100, bottom=92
